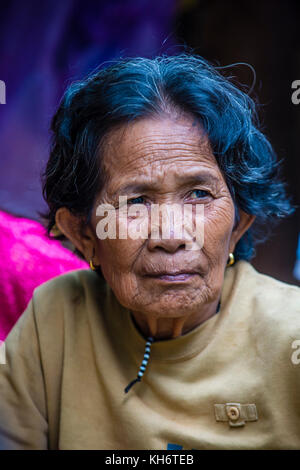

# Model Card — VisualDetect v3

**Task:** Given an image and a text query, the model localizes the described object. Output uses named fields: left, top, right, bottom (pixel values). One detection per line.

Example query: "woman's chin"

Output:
left=113, top=276, right=210, bottom=320
left=130, top=295, right=206, bottom=320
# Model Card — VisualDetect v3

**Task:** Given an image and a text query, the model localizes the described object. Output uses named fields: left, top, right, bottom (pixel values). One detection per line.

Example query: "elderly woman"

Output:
left=0, top=54, right=299, bottom=450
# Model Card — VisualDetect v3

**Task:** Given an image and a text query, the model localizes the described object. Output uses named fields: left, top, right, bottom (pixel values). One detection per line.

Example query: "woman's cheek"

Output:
left=203, top=203, right=235, bottom=252
left=98, top=236, right=143, bottom=278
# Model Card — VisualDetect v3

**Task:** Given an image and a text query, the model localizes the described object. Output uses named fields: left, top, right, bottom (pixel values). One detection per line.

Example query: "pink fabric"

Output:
left=0, top=210, right=88, bottom=340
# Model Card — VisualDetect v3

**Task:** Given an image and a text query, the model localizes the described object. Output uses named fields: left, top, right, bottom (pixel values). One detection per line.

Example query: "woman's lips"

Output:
left=144, top=272, right=199, bottom=282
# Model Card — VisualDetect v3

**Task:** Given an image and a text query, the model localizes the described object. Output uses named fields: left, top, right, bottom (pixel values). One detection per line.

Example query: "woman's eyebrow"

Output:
left=118, top=182, right=154, bottom=195
left=117, top=172, right=221, bottom=194
left=176, top=172, right=221, bottom=187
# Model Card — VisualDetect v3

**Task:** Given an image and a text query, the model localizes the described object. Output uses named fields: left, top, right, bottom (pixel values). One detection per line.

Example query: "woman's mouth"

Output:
left=144, top=270, right=199, bottom=283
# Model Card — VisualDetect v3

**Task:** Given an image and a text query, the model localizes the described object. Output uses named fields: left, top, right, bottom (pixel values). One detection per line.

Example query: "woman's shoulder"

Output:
left=31, top=268, right=105, bottom=318
left=33, top=266, right=92, bottom=291
left=239, top=260, right=300, bottom=303
left=235, top=260, right=300, bottom=336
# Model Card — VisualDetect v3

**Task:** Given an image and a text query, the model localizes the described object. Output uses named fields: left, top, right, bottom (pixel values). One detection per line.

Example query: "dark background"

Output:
left=0, top=0, right=299, bottom=285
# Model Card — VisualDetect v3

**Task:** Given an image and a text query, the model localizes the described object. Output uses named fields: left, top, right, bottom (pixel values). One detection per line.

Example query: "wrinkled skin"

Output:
left=56, top=114, right=255, bottom=339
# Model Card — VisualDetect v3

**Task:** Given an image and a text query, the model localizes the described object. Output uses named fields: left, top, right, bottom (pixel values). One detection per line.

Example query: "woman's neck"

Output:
left=131, top=298, right=221, bottom=340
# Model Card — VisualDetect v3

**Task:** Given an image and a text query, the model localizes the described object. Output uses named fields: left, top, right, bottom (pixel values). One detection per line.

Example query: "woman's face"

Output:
left=88, top=115, right=253, bottom=338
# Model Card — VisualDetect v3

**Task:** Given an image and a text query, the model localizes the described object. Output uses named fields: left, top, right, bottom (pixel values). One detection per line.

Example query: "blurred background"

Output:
left=0, top=0, right=299, bottom=290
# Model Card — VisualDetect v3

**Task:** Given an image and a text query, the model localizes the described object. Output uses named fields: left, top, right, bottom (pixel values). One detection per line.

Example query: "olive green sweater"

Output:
left=0, top=260, right=300, bottom=450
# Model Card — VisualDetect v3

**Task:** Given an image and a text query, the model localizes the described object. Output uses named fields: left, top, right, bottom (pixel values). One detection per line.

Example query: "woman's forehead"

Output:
left=101, top=116, right=219, bottom=177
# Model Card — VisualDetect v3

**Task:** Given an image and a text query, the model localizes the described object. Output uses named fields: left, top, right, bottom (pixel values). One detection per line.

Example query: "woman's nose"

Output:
left=147, top=209, right=192, bottom=252
left=147, top=230, right=188, bottom=253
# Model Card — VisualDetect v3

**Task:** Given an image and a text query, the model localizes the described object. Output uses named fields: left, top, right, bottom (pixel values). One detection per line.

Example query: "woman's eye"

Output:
left=128, top=196, right=145, bottom=205
left=190, top=189, right=210, bottom=199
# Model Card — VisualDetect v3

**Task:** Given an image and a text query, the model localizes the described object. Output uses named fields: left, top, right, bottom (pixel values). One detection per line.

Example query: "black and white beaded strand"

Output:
left=124, top=337, right=154, bottom=394
left=124, top=301, right=221, bottom=394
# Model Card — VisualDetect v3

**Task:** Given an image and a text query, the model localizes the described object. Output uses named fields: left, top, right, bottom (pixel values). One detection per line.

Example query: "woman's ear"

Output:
left=229, top=209, right=256, bottom=254
left=55, top=207, right=97, bottom=262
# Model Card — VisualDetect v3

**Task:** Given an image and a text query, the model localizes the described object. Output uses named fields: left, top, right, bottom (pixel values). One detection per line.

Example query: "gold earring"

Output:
left=227, top=253, right=235, bottom=267
left=89, top=259, right=96, bottom=271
